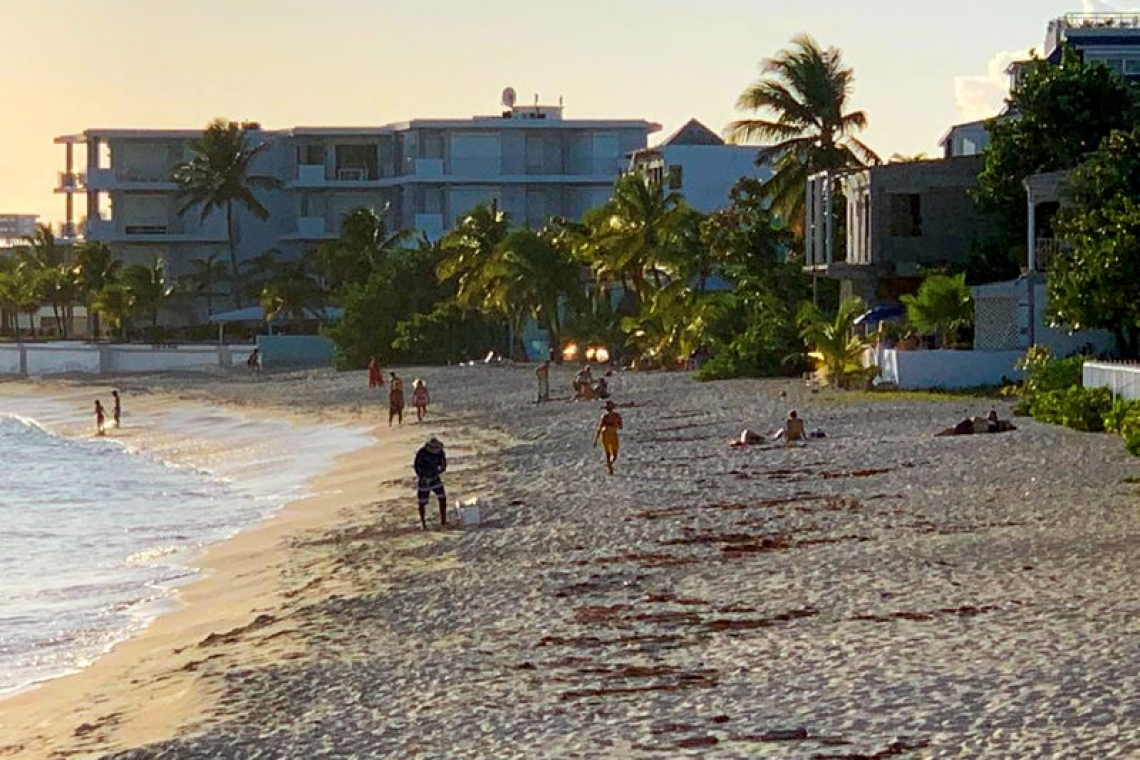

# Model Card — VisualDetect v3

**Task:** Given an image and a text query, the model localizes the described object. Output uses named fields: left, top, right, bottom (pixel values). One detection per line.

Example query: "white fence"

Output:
left=0, top=343, right=250, bottom=377
left=871, top=347, right=1024, bottom=390
left=1083, top=361, right=1140, bottom=400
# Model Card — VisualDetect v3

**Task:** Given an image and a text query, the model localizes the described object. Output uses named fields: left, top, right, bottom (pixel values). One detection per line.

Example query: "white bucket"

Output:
left=459, top=498, right=482, bottom=527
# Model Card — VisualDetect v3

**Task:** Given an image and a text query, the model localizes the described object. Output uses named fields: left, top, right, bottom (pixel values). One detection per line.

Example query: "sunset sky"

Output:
left=0, top=0, right=1129, bottom=225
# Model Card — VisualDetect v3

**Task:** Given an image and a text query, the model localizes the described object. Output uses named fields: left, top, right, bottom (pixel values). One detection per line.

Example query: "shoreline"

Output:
left=0, top=375, right=442, bottom=759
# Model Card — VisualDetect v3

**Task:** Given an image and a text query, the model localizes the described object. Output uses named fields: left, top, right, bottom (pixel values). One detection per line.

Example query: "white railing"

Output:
left=1083, top=360, right=1140, bottom=400
left=336, top=167, right=368, bottom=181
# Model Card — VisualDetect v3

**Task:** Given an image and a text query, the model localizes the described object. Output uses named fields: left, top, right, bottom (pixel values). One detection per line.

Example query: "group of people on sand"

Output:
left=368, top=357, right=431, bottom=426
left=731, top=409, right=814, bottom=448
left=93, top=390, right=121, bottom=436
left=936, top=408, right=1016, bottom=437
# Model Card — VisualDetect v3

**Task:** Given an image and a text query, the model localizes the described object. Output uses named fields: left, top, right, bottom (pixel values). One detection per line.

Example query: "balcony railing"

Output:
left=1034, top=238, right=1069, bottom=272
left=56, top=171, right=86, bottom=191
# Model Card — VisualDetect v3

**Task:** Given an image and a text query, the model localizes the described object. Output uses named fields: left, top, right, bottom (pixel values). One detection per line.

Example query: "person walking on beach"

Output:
left=414, top=436, right=448, bottom=529
left=247, top=347, right=261, bottom=372
left=368, top=356, right=383, bottom=388
left=94, top=399, right=106, bottom=436
left=411, top=379, right=431, bottom=422
left=388, top=372, right=405, bottom=427
left=535, top=360, right=550, bottom=403
left=111, top=389, right=121, bottom=428
left=593, top=400, right=624, bottom=475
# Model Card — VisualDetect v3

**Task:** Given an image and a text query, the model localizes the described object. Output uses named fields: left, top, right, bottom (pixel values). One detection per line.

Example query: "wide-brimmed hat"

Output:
left=425, top=437, right=444, bottom=453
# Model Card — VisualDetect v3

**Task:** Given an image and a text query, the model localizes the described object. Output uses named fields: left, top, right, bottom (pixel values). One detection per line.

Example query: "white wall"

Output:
left=1084, top=361, right=1140, bottom=401
left=102, top=345, right=230, bottom=373
left=24, top=344, right=102, bottom=375
left=0, top=345, right=23, bottom=374
left=662, top=145, right=770, bottom=212
left=874, top=348, right=1024, bottom=389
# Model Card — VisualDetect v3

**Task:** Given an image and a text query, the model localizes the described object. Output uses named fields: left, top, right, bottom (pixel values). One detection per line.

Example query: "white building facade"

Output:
left=55, top=105, right=659, bottom=280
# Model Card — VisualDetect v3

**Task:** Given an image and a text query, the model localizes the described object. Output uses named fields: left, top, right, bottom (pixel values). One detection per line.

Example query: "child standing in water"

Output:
left=94, top=400, right=106, bottom=436
left=412, top=379, right=430, bottom=422
left=111, top=390, right=121, bottom=428
left=593, top=400, right=624, bottom=475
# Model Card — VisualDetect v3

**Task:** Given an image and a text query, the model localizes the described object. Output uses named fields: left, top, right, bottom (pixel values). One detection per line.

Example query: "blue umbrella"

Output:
left=853, top=303, right=905, bottom=326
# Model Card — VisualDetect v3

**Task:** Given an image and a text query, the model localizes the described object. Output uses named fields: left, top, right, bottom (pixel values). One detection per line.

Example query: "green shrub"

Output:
left=1126, top=429, right=1140, bottom=456
left=1030, top=386, right=1113, bottom=432
left=1102, top=398, right=1140, bottom=434
left=1017, top=346, right=1085, bottom=396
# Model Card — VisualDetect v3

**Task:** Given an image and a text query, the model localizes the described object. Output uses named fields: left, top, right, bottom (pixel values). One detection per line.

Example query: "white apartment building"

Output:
left=55, top=104, right=659, bottom=281
left=0, top=214, right=39, bottom=247
left=626, top=119, right=770, bottom=212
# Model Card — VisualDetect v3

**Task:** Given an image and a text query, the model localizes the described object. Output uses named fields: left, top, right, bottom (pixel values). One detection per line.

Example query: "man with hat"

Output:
left=414, top=436, right=448, bottom=529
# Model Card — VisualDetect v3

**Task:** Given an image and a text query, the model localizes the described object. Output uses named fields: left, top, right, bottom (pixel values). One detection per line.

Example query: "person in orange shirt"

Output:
left=593, top=400, right=624, bottom=475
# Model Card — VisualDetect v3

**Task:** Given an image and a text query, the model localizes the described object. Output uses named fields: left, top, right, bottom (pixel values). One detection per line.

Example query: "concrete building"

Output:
left=626, top=119, right=770, bottom=212
left=55, top=104, right=659, bottom=282
left=1044, top=11, right=1140, bottom=76
left=940, top=120, right=990, bottom=158
left=0, top=214, right=39, bottom=247
left=804, top=156, right=993, bottom=303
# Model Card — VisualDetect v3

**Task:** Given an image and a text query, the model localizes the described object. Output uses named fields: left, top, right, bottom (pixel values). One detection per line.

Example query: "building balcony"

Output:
left=1033, top=238, right=1068, bottom=272
left=293, top=164, right=388, bottom=187
left=54, top=172, right=87, bottom=193
left=85, top=217, right=227, bottom=243
left=82, top=168, right=178, bottom=191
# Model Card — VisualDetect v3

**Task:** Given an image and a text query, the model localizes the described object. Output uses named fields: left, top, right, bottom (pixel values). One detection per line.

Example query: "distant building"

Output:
left=55, top=104, right=659, bottom=281
left=940, top=120, right=990, bottom=158
left=804, top=156, right=994, bottom=303
left=626, top=119, right=770, bottom=212
left=0, top=214, right=38, bottom=247
left=1044, top=12, right=1140, bottom=77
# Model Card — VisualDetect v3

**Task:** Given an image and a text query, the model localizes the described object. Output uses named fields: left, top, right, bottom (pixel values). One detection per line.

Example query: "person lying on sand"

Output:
left=729, top=429, right=764, bottom=448
left=773, top=410, right=806, bottom=446
left=936, top=409, right=1017, bottom=436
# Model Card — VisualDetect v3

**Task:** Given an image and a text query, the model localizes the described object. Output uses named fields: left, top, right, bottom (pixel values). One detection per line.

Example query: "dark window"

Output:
left=888, top=193, right=922, bottom=237
left=297, top=145, right=325, bottom=165
left=667, top=165, right=683, bottom=190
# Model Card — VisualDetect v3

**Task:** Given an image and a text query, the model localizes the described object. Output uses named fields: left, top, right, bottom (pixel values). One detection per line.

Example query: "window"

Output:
left=888, top=193, right=922, bottom=237
left=297, top=145, right=325, bottom=165
left=1125, top=59, right=1140, bottom=75
left=667, top=165, right=683, bottom=190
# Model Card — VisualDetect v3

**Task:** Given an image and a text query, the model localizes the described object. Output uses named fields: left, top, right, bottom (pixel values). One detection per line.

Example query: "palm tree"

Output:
left=172, top=119, right=281, bottom=308
left=727, top=35, right=879, bottom=235
left=492, top=228, right=585, bottom=356
left=798, top=296, right=876, bottom=388
left=92, top=284, right=134, bottom=340
left=75, top=241, right=122, bottom=337
left=582, top=172, right=687, bottom=310
left=258, top=255, right=327, bottom=327
left=179, top=253, right=230, bottom=316
left=123, top=260, right=172, bottom=330
left=901, top=273, right=974, bottom=348
left=17, top=224, right=76, bottom=337
left=314, top=206, right=412, bottom=294
left=438, top=201, right=510, bottom=306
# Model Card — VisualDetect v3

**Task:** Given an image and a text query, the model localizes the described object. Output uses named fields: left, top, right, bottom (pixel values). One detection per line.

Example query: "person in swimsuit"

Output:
left=593, top=400, right=624, bottom=475
left=388, top=372, right=405, bottom=427
left=535, top=361, right=550, bottom=403
left=412, top=379, right=430, bottom=422
left=773, top=410, right=806, bottom=446
left=94, top=399, right=106, bottom=436
left=111, top=390, right=121, bottom=428
left=368, top=356, right=383, bottom=388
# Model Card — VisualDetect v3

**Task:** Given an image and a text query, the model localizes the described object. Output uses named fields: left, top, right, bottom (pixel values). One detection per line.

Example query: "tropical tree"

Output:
left=179, top=253, right=230, bottom=317
left=727, top=35, right=879, bottom=235
left=92, top=284, right=134, bottom=340
left=581, top=172, right=688, bottom=310
left=492, top=227, right=584, bottom=355
left=123, top=260, right=171, bottom=330
left=901, top=273, right=974, bottom=348
left=17, top=224, right=76, bottom=337
left=314, top=207, right=412, bottom=295
left=437, top=201, right=510, bottom=305
left=74, top=241, right=122, bottom=337
left=258, top=255, right=327, bottom=326
left=1051, top=126, right=1140, bottom=356
left=798, top=296, right=875, bottom=388
left=172, top=119, right=282, bottom=308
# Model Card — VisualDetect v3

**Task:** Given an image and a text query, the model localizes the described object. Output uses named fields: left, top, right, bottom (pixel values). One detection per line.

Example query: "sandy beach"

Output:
left=0, top=365, right=1137, bottom=759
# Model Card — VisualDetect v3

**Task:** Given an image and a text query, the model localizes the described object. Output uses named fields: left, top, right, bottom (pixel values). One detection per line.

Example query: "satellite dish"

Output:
left=501, top=87, right=517, bottom=108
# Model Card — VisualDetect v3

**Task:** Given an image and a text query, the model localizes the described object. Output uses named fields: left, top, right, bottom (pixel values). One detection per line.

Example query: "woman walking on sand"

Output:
left=412, top=379, right=430, bottom=422
left=593, top=400, right=623, bottom=475
left=368, top=356, right=383, bottom=389
left=388, top=372, right=405, bottom=427
left=94, top=400, right=106, bottom=437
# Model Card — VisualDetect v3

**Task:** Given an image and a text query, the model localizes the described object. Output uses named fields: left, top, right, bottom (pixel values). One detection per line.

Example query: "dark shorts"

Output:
left=417, top=476, right=445, bottom=504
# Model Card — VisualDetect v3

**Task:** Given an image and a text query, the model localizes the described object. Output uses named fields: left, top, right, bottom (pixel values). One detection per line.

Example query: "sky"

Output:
left=0, top=0, right=1133, bottom=225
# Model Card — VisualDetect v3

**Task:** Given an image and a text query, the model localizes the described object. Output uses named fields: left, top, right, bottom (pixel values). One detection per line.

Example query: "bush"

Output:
left=1029, top=386, right=1114, bottom=432
left=1017, top=346, right=1084, bottom=396
left=1102, top=397, right=1140, bottom=434
left=1126, top=429, right=1140, bottom=456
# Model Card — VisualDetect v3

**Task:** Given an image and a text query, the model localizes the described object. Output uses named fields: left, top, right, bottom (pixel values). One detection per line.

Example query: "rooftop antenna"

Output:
left=534, top=93, right=540, bottom=115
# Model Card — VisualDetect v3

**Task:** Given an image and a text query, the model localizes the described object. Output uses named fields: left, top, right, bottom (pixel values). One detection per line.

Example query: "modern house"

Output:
left=940, top=120, right=990, bottom=158
left=55, top=104, right=660, bottom=282
left=1044, top=11, right=1140, bottom=75
left=804, top=155, right=993, bottom=303
left=626, top=119, right=770, bottom=212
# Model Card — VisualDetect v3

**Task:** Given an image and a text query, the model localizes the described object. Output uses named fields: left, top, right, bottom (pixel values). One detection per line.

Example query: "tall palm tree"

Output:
left=438, top=201, right=510, bottom=306
left=259, top=255, right=327, bottom=327
left=582, top=172, right=687, bottom=310
left=728, top=35, right=879, bottom=235
left=172, top=119, right=281, bottom=308
left=92, top=284, right=134, bottom=340
left=123, top=260, right=171, bottom=330
left=492, top=227, right=584, bottom=355
left=75, top=241, right=122, bottom=337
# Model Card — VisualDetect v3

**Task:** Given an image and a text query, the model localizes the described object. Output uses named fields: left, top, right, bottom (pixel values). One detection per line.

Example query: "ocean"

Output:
left=0, top=397, right=370, bottom=696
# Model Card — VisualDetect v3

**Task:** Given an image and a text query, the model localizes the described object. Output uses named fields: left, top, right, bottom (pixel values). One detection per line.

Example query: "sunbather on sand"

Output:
left=773, top=410, right=806, bottom=446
